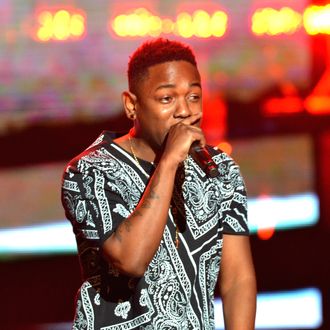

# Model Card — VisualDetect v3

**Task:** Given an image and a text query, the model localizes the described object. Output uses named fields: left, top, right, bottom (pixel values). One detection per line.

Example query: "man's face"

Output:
left=133, top=60, right=203, bottom=150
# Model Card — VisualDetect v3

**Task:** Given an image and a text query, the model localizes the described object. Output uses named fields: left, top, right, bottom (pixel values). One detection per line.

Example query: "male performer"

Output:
left=61, top=38, right=256, bottom=329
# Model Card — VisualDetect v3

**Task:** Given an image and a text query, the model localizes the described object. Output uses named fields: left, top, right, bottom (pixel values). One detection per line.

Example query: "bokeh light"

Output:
left=252, top=7, right=302, bottom=36
left=111, top=8, right=228, bottom=38
left=36, top=9, right=86, bottom=42
left=304, top=4, right=330, bottom=35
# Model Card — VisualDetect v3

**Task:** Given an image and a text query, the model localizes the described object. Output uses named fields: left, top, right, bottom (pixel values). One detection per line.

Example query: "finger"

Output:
left=180, top=112, right=202, bottom=126
left=178, top=124, right=206, bottom=148
left=190, top=127, right=206, bottom=147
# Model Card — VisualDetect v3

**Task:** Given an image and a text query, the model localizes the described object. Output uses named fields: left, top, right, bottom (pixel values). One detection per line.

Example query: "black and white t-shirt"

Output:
left=61, top=131, right=249, bottom=329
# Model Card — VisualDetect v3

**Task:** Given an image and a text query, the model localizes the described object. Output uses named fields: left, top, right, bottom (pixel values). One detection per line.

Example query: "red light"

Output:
left=257, top=227, right=275, bottom=240
left=262, top=96, right=304, bottom=116
left=261, top=82, right=304, bottom=116
left=304, top=62, right=330, bottom=114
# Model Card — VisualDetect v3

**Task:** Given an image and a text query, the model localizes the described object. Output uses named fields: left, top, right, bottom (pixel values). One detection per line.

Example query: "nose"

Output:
left=174, top=98, right=192, bottom=118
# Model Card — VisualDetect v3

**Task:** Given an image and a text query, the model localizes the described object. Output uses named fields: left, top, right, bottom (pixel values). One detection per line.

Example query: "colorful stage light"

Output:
left=32, top=5, right=330, bottom=41
left=304, top=4, right=330, bottom=35
left=162, top=18, right=175, bottom=34
left=35, top=8, right=86, bottom=42
left=302, top=5, right=330, bottom=114
left=262, top=96, right=304, bottom=116
left=217, top=142, right=232, bottom=155
left=111, top=8, right=227, bottom=38
left=251, top=7, right=302, bottom=36
left=176, top=12, right=194, bottom=38
left=111, top=8, right=162, bottom=37
left=215, top=288, right=322, bottom=329
left=210, top=11, right=228, bottom=37
left=305, top=95, right=330, bottom=115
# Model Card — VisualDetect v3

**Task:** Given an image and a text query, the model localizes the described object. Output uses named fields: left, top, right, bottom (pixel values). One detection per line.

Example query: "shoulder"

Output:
left=206, top=145, right=245, bottom=184
left=63, top=131, right=117, bottom=175
left=207, top=145, right=237, bottom=167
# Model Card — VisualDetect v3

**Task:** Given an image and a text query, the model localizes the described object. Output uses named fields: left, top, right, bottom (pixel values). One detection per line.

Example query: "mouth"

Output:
left=191, top=117, right=202, bottom=127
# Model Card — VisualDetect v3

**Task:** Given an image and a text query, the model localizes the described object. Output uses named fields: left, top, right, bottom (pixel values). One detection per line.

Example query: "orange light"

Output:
left=252, top=7, right=302, bottom=36
left=35, top=8, right=86, bottom=41
left=305, top=96, right=330, bottom=114
left=304, top=4, right=330, bottom=35
left=217, top=142, right=232, bottom=155
left=257, top=227, right=275, bottom=240
left=111, top=8, right=227, bottom=38
left=255, top=194, right=276, bottom=240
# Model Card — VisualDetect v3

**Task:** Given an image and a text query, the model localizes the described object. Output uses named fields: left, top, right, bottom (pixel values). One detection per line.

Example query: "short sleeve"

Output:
left=61, top=149, right=143, bottom=246
left=212, top=150, right=249, bottom=235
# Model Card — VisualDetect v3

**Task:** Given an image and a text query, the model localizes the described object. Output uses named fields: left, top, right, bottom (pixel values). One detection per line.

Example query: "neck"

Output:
left=128, top=130, right=157, bottom=164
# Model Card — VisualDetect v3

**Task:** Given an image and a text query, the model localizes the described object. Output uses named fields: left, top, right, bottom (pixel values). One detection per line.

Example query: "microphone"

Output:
left=189, top=141, right=220, bottom=178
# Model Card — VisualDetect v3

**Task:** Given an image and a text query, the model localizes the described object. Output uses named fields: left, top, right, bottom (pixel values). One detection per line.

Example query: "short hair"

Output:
left=127, top=38, right=197, bottom=94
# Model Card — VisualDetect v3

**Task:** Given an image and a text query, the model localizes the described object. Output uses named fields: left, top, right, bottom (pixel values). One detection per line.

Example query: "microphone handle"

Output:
left=189, top=142, right=220, bottom=178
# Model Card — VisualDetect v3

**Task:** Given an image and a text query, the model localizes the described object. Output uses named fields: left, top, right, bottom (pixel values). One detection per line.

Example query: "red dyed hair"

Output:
left=127, top=38, right=197, bottom=94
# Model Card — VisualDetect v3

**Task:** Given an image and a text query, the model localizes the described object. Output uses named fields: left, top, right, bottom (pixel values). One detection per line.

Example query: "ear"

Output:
left=122, top=91, right=137, bottom=121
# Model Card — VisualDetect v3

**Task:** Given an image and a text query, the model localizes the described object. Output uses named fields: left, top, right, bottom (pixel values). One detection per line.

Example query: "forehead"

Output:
left=140, top=60, right=201, bottom=92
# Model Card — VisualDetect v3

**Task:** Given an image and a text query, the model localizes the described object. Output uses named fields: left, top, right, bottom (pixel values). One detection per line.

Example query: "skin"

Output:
left=102, top=60, right=256, bottom=328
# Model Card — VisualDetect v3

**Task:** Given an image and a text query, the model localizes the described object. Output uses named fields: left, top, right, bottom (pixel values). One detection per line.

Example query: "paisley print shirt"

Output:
left=61, top=131, right=249, bottom=329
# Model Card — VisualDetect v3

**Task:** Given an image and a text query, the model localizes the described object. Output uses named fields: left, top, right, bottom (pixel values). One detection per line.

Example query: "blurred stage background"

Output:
left=0, top=0, right=330, bottom=329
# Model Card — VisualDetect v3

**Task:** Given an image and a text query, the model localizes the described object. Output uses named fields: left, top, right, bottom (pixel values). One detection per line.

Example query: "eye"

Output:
left=188, top=94, right=201, bottom=102
left=159, top=96, right=173, bottom=104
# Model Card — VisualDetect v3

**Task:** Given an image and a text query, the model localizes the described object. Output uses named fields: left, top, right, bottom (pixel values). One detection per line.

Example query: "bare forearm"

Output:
left=103, top=159, right=177, bottom=276
left=222, top=277, right=257, bottom=330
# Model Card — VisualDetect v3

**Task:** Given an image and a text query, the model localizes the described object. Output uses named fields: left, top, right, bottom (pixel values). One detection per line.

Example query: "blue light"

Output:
left=0, top=221, right=77, bottom=255
left=248, top=192, right=319, bottom=233
left=215, top=288, right=323, bottom=329
left=0, top=192, right=319, bottom=255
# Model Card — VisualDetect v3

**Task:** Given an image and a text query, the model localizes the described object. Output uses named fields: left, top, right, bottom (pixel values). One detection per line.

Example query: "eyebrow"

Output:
left=155, top=82, right=202, bottom=91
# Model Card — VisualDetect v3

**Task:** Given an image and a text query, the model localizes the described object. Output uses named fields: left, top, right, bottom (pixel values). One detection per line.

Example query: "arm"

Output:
left=219, top=234, right=257, bottom=330
left=103, top=157, right=177, bottom=277
left=102, top=114, right=205, bottom=277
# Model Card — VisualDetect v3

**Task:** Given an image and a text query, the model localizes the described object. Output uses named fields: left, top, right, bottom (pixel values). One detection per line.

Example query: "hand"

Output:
left=161, top=113, right=206, bottom=167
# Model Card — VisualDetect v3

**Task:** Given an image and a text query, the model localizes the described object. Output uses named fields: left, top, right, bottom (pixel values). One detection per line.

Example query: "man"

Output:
left=62, top=38, right=256, bottom=329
